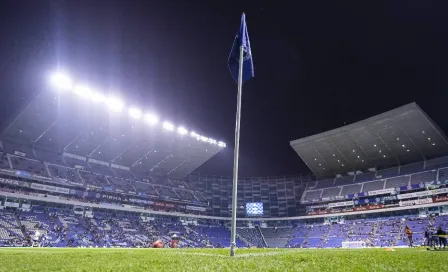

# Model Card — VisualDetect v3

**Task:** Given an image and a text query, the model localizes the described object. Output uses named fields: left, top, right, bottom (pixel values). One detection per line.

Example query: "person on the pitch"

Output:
left=405, top=225, right=413, bottom=247
left=424, top=228, right=430, bottom=247
left=170, top=234, right=180, bottom=248
left=437, top=226, right=447, bottom=249
left=428, top=227, right=440, bottom=249
left=152, top=240, right=164, bottom=248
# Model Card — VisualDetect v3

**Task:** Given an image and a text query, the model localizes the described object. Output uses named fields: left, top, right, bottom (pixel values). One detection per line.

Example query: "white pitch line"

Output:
left=234, top=251, right=290, bottom=258
left=171, top=251, right=291, bottom=258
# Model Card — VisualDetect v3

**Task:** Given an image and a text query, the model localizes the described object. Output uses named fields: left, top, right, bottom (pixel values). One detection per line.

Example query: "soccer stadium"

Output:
left=1, top=3, right=448, bottom=271
left=0, top=73, right=447, bottom=271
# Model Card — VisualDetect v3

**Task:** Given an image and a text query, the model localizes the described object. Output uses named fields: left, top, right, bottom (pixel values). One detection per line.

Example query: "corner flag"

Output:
left=228, top=13, right=254, bottom=83
left=228, top=13, right=254, bottom=257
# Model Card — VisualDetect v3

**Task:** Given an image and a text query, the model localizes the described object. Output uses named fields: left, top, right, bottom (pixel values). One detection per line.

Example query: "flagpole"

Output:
left=230, top=45, right=245, bottom=257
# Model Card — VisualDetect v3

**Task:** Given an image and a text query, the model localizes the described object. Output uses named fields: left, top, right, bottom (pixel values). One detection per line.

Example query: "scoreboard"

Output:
left=246, top=202, right=263, bottom=216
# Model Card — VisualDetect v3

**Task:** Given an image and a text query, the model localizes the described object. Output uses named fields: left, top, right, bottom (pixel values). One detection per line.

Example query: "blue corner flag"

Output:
left=228, top=13, right=254, bottom=83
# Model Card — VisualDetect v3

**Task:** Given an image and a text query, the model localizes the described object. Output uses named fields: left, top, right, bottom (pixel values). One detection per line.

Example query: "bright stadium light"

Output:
left=50, top=72, right=73, bottom=90
left=144, top=113, right=159, bottom=125
left=200, top=136, right=209, bottom=142
left=106, top=96, right=124, bottom=112
left=178, top=126, right=188, bottom=135
left=91, top=92, right=106, bottom=103
left=128, top=107, right=142, bottom=119
left=73, top=85, right=92, bottom=98
left=190, top=131, right=197, bottom=137
left=218, top=141, right=226, bottom=147
left=208, top=138, right=217, bottom=145
left=163, top=122, right=174, bottom=131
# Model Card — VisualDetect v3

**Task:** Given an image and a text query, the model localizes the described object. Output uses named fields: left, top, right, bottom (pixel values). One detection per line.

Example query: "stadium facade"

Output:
left=0, top=76, right=447, bottom=249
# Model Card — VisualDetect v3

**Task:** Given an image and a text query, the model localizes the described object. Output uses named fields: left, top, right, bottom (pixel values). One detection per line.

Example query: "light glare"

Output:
left=129, top=107, right=142, bottom=119
left=218, top=141, right=226, bottom=147
left=50, top=73, right=72, bottom=90
left=178, top=127, right=188, bottom=135
left=91, top=92, right=106, bottom=103
left=163, top=122, right=174, bottom=131
left=46, top=72, right=225, bottom=147
left=73, top=85, right=92, bottom=98
left=144, top=114, right=159, bottom=125
left=106, top=97, right=124, bottom=112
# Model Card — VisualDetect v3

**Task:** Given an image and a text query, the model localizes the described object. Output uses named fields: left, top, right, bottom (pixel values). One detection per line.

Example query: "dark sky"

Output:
left=1, top=0, right=448, bottom=177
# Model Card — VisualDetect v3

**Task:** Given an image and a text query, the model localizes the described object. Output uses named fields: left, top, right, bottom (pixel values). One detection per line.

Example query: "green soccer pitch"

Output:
left=0, top=247, right=445, bottom=271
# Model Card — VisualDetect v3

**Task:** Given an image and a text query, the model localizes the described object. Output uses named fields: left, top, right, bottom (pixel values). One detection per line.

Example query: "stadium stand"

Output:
left=260, top=227, right=291, bottom=248
left=88, top=162, right=115, bottom=176
left=300, top=158, right=447, bottom=206
left=78, top=170, right=109, bottom=186
left=47, top=163, right=83, bottom=184
left=236, top=227, right=266, bottom=247
left=0, top=209, right=24, bottom=246
left=1, top=84, right=448, bottom=251
left=9, top=155, right=49, bottom=177
left=0, top=153, right=10, bottom=169
left=110, top=167, right=135, bottom=180
left=107, top=177, right=136, bottom=193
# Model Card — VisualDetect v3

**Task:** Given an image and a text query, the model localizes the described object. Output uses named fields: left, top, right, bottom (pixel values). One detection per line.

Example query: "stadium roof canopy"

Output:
left=290, top=103, right=448, bottom=178
left=1, top=75, right=225, bottom=179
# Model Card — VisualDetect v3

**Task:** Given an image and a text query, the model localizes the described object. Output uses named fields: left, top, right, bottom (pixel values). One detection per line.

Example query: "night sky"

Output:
left=1, top=1, right=448, bottom=177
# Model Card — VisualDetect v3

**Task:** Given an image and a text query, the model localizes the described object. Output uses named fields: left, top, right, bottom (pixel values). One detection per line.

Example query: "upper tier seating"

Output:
left=79, top=171, right=109, bottom=186
left=334, top=176, right=354, bottom=186
left=10, top=155, right=49, bottom=177
left=316, top=179, right=334, bottom=189
left=411, top=171, right=437, bottom=184
left=47, top=164, right=83, bottom=184
left=173, top=189, right=197, bottom=202
left=0, top=153, right=10, bottom=169
left=385, top=176, right=409, bottom=188
left=340, top=184, right=362, bottom=195
left=169, top=179, right=189, bottom=189
left=88, top=163, right=114, bottom=176
left=321, top=187, right=341, bottom=198
left=63, top=157, right=89, bottom=169
left=107, top=177, right=136, bottom=193
left=156, top=186, right=179, bottom=199
left=111, top=167, right=135, bottom=180
left=133, top=181, right=159, bottom=196
left=303, top=190, right=321, bottom=202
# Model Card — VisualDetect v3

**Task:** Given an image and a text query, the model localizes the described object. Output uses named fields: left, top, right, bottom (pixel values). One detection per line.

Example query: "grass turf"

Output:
left=0, top=247, right=445, bottom=271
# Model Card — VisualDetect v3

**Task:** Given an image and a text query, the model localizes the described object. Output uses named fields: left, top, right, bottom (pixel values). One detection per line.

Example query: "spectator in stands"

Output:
left=405, top=225, right=413, bottom=247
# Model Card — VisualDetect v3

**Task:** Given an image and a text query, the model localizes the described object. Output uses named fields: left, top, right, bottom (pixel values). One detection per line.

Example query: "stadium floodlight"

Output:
left=105, top=96, right=124, bottom=112
left=177, top=127, right=188, bottom=135
left=163, top=121, right=174, bottom=131
left=190, top=131, right=201, bottom=140
left=91, top=92, right=106, bottom=103
left=128, top=107, right=142, bottom=119
left=208, top=138, right=217, bottom=145
left=218, top=141, right=226, bottom=147
left=200, top=136, right=209, bottom=142
left=144, top=113, right=159, bottom=125
left=50, top=72, right=73, bottom=91
left=73, top=85, right=92, bottom=98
